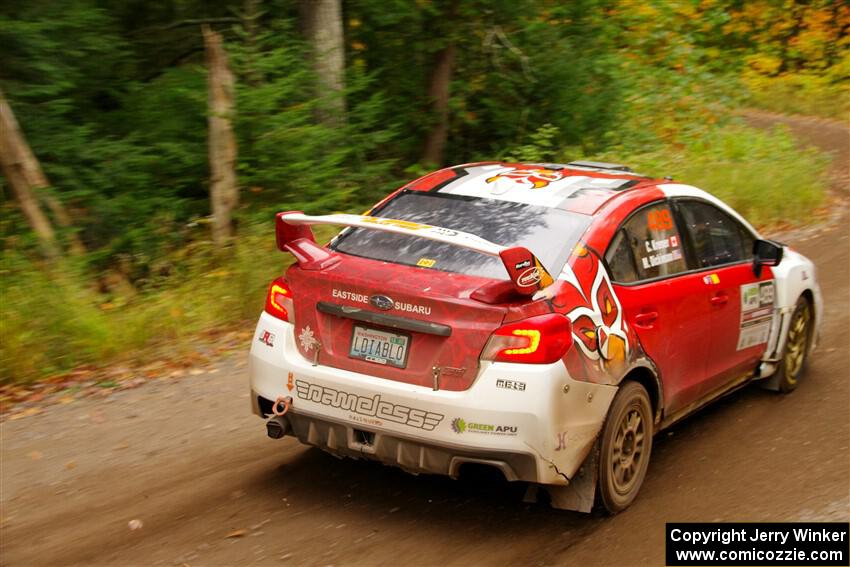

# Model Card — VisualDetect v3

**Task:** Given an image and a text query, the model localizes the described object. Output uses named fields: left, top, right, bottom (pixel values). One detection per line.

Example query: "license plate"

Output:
left=349, top=325, right=410, bottom=368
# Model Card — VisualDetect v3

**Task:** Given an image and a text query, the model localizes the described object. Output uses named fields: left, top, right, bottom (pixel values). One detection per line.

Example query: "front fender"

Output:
left=759, top=247, right=822, bottom=377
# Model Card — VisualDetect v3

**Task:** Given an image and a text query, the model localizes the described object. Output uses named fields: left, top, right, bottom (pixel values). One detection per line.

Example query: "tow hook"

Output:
left=272, top=396, right=292, bottom=416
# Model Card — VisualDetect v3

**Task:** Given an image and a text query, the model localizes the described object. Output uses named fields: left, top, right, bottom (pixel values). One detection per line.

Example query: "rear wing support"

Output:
left=275, top=211, right=554, bottom=296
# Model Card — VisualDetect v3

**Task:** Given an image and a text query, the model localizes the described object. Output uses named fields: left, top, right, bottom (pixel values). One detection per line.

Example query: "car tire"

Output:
left=597, top=381, right=653, bottom=514
left=774, top=297, right=813, bottom=394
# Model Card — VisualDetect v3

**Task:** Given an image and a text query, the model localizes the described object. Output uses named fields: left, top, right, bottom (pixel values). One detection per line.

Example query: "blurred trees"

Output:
left=0, top=0, right=846, bottom=273
left=299, top=0, right=347, bottom=126
left=1, top=0, right=844, bottom=382
left=0, top=89, right=61, bottom=259
left=203, top=24, right=239, bottom=245
left=420, top=41, right=455, bottom=166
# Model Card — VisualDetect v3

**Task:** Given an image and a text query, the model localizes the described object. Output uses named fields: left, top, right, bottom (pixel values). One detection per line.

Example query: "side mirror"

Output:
left=753, top=239, right=783, bottom=277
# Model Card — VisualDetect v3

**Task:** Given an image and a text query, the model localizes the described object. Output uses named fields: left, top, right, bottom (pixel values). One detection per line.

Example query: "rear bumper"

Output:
left=258, top=407, right=540, bottom=481
left=249, top=312, right=618, bottom=485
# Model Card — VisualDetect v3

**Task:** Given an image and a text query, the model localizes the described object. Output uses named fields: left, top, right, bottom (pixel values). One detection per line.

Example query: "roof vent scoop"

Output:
left=567, top=160, right=633, bottom=172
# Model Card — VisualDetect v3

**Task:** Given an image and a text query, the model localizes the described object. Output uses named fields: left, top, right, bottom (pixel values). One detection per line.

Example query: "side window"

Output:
left=677, top=201, right=754, bottom=268
left=606, top=229, right=639, bottom=283
left=607, top=201, right=688, bottom=282
left=625, top=202, right=688, bottom=279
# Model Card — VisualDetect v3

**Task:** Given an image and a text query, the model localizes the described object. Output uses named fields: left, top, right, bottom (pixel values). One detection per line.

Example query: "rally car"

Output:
left=249, top=160, right=822, bottom=514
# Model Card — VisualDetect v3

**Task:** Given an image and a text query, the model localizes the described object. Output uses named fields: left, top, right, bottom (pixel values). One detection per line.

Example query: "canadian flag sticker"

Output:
left=670, top=235, right=679, bottom=247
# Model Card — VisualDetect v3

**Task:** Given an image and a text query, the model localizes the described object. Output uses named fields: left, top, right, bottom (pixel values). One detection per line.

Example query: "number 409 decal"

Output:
left=647, top=208, right=673, bottom=231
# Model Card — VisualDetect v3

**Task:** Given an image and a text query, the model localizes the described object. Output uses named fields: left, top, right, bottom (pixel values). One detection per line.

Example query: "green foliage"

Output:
left=231, top=21, right=400, bottom=212
left=743, top=72, right=849, bottom=119
left=607, top=0, right=850, bottom=120
left=0, top=0, right=839, bottom=383
left=0, top=221, right=342, bottom=383
left=1, top=256, right=112, bottom=381
left=0, top=0, right=208, bottom=277
left=590, top=123, right=830, bottom=226
left=501, top=124, right=561, bottom=162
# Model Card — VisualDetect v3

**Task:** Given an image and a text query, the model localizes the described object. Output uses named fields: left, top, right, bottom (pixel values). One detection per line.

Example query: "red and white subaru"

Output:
left=249, top=161, right=822, bottom=513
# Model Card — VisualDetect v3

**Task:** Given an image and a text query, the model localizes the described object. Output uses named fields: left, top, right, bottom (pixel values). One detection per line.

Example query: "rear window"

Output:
left=331, top=191, right=590, bottom=279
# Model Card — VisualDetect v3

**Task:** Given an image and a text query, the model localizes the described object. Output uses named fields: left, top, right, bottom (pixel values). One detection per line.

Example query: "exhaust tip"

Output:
left=266, top=417, right=290, bottom=439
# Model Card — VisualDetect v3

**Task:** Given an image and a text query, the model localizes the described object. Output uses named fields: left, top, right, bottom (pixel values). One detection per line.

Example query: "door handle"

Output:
left=633, top=311, right=659, bottom=329
left=711, top=292, right=729, bottom=307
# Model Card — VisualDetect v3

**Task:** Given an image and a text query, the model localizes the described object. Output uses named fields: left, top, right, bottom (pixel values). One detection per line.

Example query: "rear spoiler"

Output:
left=275, top=211, right=554, bottom=296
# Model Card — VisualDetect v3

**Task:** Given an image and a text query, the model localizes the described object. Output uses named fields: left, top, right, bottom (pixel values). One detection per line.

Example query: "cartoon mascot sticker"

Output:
left=485, top=167, right=566, bottom=193
left=551, top=243, right=638, bottom=382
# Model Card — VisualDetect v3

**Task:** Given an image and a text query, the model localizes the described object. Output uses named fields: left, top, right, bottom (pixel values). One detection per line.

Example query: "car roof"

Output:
left=402, top=161, right=664, bottom=215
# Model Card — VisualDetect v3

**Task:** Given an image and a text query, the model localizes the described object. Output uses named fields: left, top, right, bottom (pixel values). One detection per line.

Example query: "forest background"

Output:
left=1, top=0, right=847, bottom=383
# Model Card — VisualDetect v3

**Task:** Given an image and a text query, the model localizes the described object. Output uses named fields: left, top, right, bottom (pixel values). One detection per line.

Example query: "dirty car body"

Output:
left=249, top=161, right=822, bottom=513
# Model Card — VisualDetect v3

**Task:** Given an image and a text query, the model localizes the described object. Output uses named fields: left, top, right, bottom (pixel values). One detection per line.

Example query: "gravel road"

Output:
left=1, top=113, right=847, bottom=566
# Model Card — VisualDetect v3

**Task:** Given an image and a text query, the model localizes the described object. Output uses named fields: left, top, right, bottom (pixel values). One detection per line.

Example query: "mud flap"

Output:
left=756, top=361, right=781, bottom=391
left=523, top=440, right=600, bottom=514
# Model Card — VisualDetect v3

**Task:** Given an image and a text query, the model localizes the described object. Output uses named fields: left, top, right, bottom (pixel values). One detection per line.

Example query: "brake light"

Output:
left=481, top=313, right=572, bottom=364
left=264, top=278, right=294, bottom=322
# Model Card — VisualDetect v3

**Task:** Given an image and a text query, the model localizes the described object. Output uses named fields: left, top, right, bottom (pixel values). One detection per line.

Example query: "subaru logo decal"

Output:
left=370, top=295, right=394, bottom=311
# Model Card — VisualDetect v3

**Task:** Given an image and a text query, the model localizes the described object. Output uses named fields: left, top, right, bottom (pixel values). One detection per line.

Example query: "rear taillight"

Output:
left=264, top=278, right=294, bottom=322
left=481, top=313, right=572, bottom=364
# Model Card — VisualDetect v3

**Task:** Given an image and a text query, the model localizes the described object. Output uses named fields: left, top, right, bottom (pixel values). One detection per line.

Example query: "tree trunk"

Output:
left=299, top=0, right=346, bottom=126
left=0, top=89, right=61, bottom=259
left=0, top=88, right=85, bottom=257
left=421, top=43, right=456, bottom=166
left=203, top=25, right=239, bottom=246
left=242, top=0, right=262, bottom=86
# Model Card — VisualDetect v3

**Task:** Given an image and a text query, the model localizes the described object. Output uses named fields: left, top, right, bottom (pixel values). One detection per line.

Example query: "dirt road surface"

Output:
left=2, top=114, right=848, bottom=566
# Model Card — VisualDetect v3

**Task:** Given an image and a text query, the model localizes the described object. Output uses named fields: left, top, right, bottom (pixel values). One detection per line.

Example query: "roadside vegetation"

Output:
left=1, top=0, right=846, bottom=384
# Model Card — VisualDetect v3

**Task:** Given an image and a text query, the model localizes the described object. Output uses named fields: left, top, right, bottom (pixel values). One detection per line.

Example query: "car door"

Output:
left=605, top=200, right=712, bottom=415
left=673, top=199, right=775, bottom=396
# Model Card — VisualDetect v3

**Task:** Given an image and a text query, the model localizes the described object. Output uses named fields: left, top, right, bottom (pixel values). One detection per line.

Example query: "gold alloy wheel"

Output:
left=611, top=408, right=646, bottom=495
left=784, top=302, right=812, bottom=385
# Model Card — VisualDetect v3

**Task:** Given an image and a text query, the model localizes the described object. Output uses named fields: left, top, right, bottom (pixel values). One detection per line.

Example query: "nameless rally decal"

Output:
left=517, top=267, right=542, bottom=287
left=360, top=216, right=435, bottom=232
left=298, top=325, right=318, bottom=352
left=439, top=366, right=466, bottom=377
left=738, top=281, right=775, bottom=350
left=359, top=215, right=462, bottom=240
left=501, top=248, right=555, bottom=292
left=555, top=431, right=567, bottom=451
left=258, top=330, right=275, bottom=347
left=294, top=379, right=444, bottom=431
left=496, top=379, right=526, bottom=391
left=450, top=417, right=518, bottom=436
